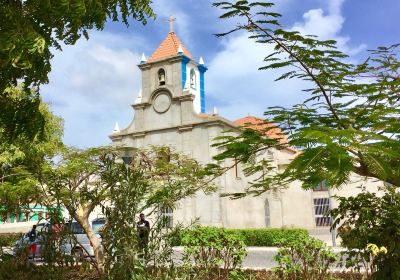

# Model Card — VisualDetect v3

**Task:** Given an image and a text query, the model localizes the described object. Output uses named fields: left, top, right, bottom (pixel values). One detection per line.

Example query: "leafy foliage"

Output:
left=229, top=228, right=308, bottom=247
left=101, top=146, right=216, bottom=279
left=102, top=167, right=188, bottom=280
left=0, top=0, right=154, bottom=92
left=0, top=233, right=21, bottom=250
left=0, top=86, right=63, bottom=215
left=0, top=0, right=154, bottom=144
left=41, top=146, right=215, bottom=275
left=273, top=235, right=337, bottom=280
left=331, top=186, right=400, bottom=279
left=40, top=147, right=116, bottom=272
left=174, top=227, right=309, bottom=247
left=212, top=1, right=400, bottom=195
left=181, top=226, right=247, bottom=279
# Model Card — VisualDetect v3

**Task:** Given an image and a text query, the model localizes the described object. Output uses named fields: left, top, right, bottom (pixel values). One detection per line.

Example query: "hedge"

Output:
left=174, top=227, right=309, bottom=247
left=226, top=228, right=309, bottom=246
left=0, top=233, right=22, bottom=248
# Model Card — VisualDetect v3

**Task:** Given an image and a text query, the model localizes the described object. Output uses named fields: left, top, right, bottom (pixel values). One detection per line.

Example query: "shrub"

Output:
left=0, top=233, right=21, bottom=247
left=331, top=186, right=400, bottom=280
left=0, top=233, right=22, bottom=256
left=273, top=235, right=337, bottom=280
left=227, top=228, right=309, bottom=247
left=182, top=226, right=247, bottom=279
left=174, top=227, right=309, bottom=247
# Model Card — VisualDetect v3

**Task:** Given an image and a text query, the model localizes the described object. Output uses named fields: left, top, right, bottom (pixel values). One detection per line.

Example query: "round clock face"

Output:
left=153, top=91, right=171, bottom=113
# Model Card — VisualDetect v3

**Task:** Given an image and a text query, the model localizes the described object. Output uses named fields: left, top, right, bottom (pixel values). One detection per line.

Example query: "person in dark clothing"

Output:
left=137, top=213, right=150, bottom=256
left=28, top=225, right=37, bottom=260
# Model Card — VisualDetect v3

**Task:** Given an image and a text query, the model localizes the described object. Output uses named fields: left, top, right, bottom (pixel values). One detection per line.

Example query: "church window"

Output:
left=158, top=69, right=166, bottom=86
left=313, top=198, right=331, bottom=227
left=190, top=69, right=196, bottom=89
left=265, top=199, right=270, bottom=227
left=313, top=180, right=329, bottom=191
left=161, top=207, right=173, bottom=228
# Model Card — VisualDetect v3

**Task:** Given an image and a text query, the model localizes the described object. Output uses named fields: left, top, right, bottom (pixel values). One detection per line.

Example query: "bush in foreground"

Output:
left=273, top=235, right=337, bottom=280
left=227, top=228, right=309, bottom=247
left=181, top=226, right=247, bottom=279
left=174, top=227, right=309, bottom=247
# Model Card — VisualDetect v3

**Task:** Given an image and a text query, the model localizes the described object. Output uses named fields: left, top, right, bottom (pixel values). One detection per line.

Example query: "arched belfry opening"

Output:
left=158, top=68, right=166, bottom=86
left=190, top=69, right=196, bottom=89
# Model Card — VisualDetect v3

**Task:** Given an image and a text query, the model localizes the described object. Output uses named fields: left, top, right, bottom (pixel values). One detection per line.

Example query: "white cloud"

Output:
left=207, top=35, right=306, bottom=121
left=291, top=0, right=366, bottom=55
left=206, top=0, right=366, bottom=121
left=41, top=31, right=143, bottom=148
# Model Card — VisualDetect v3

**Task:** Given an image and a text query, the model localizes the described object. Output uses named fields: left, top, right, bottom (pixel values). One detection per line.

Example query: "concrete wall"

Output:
left=110, top=54, right=386, bottom=231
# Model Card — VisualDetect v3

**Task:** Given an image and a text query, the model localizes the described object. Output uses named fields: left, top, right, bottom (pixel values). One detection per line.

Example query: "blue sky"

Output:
left=41, top=0, right=400, bottom=148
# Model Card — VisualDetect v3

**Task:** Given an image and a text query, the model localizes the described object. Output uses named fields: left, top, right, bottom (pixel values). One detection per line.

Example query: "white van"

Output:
left=14, top=218, right=105, bottom=260
left=61, top=218, right=105, bottom=260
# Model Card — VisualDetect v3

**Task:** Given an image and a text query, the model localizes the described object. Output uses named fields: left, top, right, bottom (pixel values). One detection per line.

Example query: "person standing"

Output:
left=28, top=225, right=37, bottom=260
left=137, top=213, right=150, bottom=256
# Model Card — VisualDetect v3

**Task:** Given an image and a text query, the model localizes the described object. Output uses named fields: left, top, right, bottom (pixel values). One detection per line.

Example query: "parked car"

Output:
left=13, top=218, right=106, bottom=260
left=61, top=218, right=105, bottom=260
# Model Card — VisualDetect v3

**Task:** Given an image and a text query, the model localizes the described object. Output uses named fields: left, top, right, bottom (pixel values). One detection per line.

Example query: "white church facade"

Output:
left=109, top=30, right=382, bottom=237
left=0, top=30, right=382, bottom=239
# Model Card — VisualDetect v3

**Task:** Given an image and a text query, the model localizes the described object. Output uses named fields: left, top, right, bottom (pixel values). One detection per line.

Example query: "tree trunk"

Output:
left=75, top=215, right=105, bottom=273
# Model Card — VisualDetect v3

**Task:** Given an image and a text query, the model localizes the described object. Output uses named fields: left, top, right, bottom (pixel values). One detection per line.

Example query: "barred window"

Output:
left=161, top=207, right=173, bottom=228
left=314, top=198, right=331, bottom=227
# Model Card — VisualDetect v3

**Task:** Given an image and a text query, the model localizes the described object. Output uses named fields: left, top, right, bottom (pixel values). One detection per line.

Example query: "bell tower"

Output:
left=136, top=24, right=207, bottom=114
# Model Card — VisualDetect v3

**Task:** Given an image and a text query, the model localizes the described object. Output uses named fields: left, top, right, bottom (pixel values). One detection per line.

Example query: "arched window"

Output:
left=158, top=69, right=166, bottom=86
left=190, top=69, right=196, bottom=89
left=265, top=199, right=270, bottom=227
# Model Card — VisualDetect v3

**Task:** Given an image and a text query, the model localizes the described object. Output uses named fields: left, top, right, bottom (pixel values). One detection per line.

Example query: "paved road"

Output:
left=242, top=247, right=278, bottom=269
left=172, top=247, right=279, bottom=269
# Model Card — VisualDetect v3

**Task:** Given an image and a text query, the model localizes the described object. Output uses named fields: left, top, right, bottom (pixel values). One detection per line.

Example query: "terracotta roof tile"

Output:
left=234, top=116, right=289, bottom=145
left=148, top=32, right=192, bottom=62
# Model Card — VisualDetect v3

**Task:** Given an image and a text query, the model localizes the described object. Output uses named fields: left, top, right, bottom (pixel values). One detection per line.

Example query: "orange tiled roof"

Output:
left=234, top=116, right=289, bottom=144
left=148, top=32, right=192, bottom=62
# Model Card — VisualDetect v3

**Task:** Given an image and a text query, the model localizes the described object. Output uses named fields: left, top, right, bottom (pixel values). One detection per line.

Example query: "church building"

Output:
left=109, top=28, right=383, bottom=240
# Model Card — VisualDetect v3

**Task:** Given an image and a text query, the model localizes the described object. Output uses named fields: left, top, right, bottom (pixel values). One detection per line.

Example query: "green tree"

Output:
left=41, top=147, right=113, bottom=272
left=0, top=0, right=155, bottom=218
left=212, top=1, right=400, bottom=196
left=101, top=147, right=215, bottom=279
left=41, top=146, right=215, bottom=274
left=0, top=85, right=63, bottom=217
left=0, top=0, right=154, bottom=142
left=0, top=0, right=154, bottom=91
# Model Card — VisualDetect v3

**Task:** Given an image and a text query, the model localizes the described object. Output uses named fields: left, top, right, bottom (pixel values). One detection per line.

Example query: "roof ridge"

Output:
left=170, top=32, right=178, bottom=50
left=148, top=32, right=192, bottom=62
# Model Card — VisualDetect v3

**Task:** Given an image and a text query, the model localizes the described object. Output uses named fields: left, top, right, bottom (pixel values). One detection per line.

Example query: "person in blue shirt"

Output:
left=28, top=225, right=37, bottom=260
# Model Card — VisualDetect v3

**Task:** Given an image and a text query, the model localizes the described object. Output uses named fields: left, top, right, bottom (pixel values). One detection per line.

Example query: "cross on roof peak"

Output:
left=168, top=16, right=176, bottom=33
